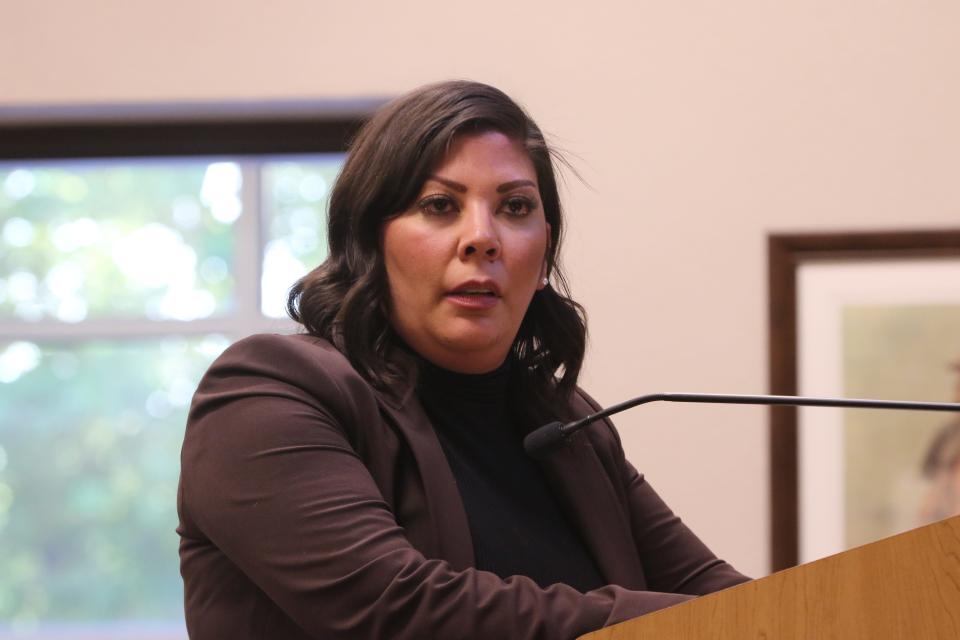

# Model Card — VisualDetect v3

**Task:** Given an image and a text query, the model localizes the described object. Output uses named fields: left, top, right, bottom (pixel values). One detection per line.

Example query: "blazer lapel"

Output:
left=374, top=383, right=646, bottom=589
left=538, top=432, right=647, bottom=590
left=376, top=389, right=475, bottom=571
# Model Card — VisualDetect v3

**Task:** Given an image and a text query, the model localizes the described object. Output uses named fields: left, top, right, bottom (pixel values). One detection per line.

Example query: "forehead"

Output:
left=432, top=131, right=537, bottom=182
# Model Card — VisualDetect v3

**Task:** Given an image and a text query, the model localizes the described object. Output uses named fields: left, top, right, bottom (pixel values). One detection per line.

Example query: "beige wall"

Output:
left=5, top=0, right=960, bottom=577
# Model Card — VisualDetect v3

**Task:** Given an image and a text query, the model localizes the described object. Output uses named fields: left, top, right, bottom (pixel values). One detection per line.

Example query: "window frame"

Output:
left=0, top=99, right=374, bottom=159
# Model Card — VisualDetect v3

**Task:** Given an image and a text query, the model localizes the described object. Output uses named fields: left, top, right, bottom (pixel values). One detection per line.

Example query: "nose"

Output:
left=458, top=205, right=501, bottom=261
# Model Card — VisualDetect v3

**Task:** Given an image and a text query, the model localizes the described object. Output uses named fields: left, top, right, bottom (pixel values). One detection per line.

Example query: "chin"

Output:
left=441, top=331, right=503, bottom=353
left=438, top=331, right=510, bottom=363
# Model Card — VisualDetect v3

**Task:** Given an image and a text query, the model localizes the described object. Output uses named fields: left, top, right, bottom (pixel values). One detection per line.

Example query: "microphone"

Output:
left=523, top=392, right=960, bottom=457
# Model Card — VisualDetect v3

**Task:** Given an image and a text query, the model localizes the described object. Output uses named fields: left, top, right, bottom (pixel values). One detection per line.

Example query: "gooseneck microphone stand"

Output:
left=523, top=392, right=960, bottom=457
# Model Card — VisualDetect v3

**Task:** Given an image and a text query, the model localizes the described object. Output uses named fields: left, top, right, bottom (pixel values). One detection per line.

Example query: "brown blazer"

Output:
left=178, top=333, right=748, bottom=639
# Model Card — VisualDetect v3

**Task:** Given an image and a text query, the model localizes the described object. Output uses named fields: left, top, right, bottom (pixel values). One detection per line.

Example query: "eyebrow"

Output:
left=425, top=176, right=537, bottom=193
left=496, top=179, right=537, bottom=193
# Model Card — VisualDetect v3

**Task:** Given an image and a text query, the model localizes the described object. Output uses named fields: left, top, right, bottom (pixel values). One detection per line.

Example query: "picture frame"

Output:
left=768, top=229, right=960, bottom=571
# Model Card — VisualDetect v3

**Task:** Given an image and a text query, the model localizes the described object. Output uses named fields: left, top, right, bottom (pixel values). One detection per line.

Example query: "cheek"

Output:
left=383, top=223, right=442, bottom=297
left=508, top=230, right=549, bottom=282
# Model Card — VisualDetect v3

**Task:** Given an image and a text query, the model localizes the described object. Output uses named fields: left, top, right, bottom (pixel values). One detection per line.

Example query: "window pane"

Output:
left=0, top=161, right=241, bottom=322
left=0, top=336, right=229, bottom=634
left=261, top=156, right=343, bottom=317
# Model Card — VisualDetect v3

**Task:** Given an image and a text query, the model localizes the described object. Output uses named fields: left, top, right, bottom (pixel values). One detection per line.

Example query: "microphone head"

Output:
left=523, top=421, right=567, bottom=458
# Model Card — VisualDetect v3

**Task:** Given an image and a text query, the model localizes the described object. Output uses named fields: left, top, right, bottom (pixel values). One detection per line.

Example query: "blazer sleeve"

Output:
left=179, top=334, right=697, bottom=640
left=620, top=458, right=751, bottom=594
left=578, top=394, right=751, bottom=595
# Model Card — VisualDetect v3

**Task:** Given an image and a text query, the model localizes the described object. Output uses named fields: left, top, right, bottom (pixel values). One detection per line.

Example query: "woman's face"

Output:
left=382, top=131, right=549, bottom=374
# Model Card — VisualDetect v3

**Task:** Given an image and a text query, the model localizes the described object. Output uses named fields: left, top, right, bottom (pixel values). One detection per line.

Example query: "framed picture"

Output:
left=768, top=229, right=960, bottom=571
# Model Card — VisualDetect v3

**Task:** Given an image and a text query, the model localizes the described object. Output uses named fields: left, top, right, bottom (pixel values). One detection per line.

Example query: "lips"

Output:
left=447, top=280, right=502, bottom=298
left=450, top=289, right=497, bottom=297
left=444, top=280, right=502, bottom=310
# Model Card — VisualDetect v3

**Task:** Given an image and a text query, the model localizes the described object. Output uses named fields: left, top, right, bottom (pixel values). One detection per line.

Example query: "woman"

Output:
left=177, top=80, right=748, bottom=639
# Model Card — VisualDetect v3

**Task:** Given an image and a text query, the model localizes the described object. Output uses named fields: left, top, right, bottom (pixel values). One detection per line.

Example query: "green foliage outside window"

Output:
left=1, top=162, right=239, bottom=322
left=0, top=338, right=226, bottom=625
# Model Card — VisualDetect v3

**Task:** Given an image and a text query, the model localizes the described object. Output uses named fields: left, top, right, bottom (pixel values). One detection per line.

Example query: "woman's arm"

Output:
left=619, top=460, right=751, bottom=594
left=572, top=389, right=751, bottom=596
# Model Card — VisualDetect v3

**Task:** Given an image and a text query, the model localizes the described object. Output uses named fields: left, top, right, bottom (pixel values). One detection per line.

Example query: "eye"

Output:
left=418, top=194, right=458, bottom=216
left=501, top=196, right=538, bottom=217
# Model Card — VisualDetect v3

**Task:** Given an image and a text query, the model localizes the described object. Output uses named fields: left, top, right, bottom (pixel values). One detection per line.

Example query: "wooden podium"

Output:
left=581, top=515, right=960, bottom=639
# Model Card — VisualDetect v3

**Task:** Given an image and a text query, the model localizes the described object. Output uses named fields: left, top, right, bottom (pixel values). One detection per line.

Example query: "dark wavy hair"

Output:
left=287, top=80, right=586, bottom=424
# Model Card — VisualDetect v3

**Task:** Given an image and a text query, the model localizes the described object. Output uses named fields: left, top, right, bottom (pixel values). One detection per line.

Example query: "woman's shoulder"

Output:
left=192, top=332, right=380, bottom=425
left=219, top=332, right=353, bottom=372
left=209, top=333, right=360, bottom=385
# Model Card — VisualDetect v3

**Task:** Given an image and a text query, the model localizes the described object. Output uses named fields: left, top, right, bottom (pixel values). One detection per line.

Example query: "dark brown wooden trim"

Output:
left=0, top=99, right=382, bottom=160
left=768, top=235, right=799, bottom=570
left=768, top=228, right=960, bottom=571
left=0, top=117, right=367, bottom=160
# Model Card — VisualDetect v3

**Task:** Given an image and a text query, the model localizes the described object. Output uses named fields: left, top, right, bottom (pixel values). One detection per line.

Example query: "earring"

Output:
left=541, top=277, right=549, bottom=286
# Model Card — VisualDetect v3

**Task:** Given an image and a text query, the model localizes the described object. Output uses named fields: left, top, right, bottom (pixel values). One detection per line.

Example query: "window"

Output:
left=0, top=104, right=367, bottom=638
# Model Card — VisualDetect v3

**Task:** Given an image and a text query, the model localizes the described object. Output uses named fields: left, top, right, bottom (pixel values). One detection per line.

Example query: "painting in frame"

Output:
left=768, top=229, right=960, bottom=571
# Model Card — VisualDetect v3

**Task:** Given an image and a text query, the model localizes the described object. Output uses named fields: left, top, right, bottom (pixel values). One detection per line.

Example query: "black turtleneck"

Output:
left=417, top=360, right=605, bottom=593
